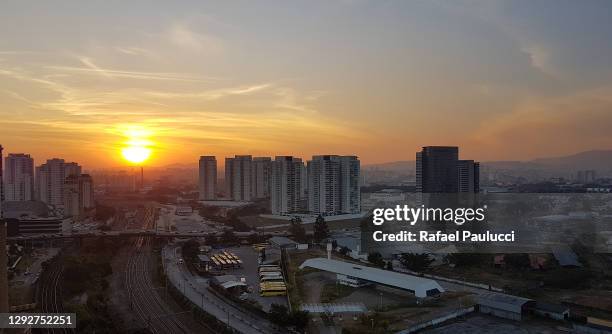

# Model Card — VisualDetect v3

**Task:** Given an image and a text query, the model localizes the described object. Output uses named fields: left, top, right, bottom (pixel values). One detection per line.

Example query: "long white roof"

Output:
left=299, top=258, right=444, bottom=298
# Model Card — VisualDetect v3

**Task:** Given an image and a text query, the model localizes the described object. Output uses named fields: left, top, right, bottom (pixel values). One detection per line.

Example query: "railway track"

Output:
left=36, top=261, right=75, bottom=334
left=125, top=235, right=194, bottom=334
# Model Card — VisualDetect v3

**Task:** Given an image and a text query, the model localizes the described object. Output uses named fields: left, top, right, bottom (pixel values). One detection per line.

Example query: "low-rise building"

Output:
left=529, top=302, right=570, bottom=320
left=175, top=206, right=193, bottom=216
left=269, top=236, right=298, bottom=249
left=2, top=200, right=71, bottom=236
left=477, top=292, right=534, bottom=321
left=6, top=217, right=71, bottom=236
left=300, top=258, right=444, bottom=298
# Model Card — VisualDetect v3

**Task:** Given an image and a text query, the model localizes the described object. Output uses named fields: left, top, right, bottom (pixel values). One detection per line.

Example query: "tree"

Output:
left=446, top=253, right=489, bottom=267
left=289, top=310, right=310, bottom=332
left=268, top=304, right=289, bottom=325
left=199, top=205, right=221, bottom=219
left=248, top=233, right=266, bottom=244
left=544, top=268, right=593, bottom=289
left=94, top=204, right=115, bottom=222
left=204, top=234, right=218, bottom=245
left=226, top=215, right=251, bottom=232
left=313, top=215, right=329, bottom=243
left=221, top=230, right=236, bottom=244
left=269, top=304, right=309, bottom=331
left=289, top=217, right=307, bottom=243
left=338, top=246, right=351, bottom=256
left=368, top=252, right=385, bottom=268
left=182, top=239, right=200, bottom=262
left=399, top=253, right=433, bottom=271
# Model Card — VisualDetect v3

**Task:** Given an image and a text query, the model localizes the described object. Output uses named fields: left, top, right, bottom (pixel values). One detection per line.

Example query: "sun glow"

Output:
left=121, top=145, right=151, bottom=164
left=119, top=125, right=154, bottom=164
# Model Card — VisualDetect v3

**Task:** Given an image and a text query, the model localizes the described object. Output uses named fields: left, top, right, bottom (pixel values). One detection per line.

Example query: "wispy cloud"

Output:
left=113, top=46, right=155, bottom=58
left=166, top=23, right=224, bottom=53
left=0, top=50, right=360, bottom=167
left=144, top=83, right=272, bottom=100
left=520, top=44, right=559, bottom=78
left=45, top=64, right=220, bottom=82
left=79, top=56, right=112, bottom=78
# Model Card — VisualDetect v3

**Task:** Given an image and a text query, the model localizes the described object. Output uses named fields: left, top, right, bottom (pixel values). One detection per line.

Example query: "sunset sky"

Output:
left=1, top=0, right=612, bottom=169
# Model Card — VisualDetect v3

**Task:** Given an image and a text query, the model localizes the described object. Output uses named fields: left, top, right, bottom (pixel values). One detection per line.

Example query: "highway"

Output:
left=163, top=244, right=287, bottom=334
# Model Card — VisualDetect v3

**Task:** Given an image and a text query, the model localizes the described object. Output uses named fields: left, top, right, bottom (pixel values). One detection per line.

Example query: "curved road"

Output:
left=163, top=244, right=287, bottom=334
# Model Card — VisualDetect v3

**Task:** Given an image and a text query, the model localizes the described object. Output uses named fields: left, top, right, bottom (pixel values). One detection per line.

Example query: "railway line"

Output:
left=125, top=236, right=195, bottom=333
left=36, top=261, right=75, bottom=334
left=124, top=207, right=204, bottom=333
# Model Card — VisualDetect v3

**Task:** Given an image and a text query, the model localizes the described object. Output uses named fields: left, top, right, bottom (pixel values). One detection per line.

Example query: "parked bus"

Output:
left=260, top=284, right=287, bottom=296
left=260, top=276, right=284, bottom=283
left=260, top=283, right=286, bottom=290
left=260, top=281, right=286, bottom=288
left=260, top=289, right=287, bottom=297
left=258, top=265, right=281, bottom=270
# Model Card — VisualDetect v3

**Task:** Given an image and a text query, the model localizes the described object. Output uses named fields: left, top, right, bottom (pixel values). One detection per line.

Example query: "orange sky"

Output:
left=1, top=1, right=611, bottom=169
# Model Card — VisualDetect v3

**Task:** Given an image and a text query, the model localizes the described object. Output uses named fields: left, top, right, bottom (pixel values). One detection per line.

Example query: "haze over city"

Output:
left=2, top=0, right=612, bottom=168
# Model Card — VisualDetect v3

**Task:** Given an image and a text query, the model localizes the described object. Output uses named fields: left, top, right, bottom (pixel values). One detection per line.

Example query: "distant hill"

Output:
left=531, top=150, right=612, bottom=171
left=364, top=150, right=612, bottom=176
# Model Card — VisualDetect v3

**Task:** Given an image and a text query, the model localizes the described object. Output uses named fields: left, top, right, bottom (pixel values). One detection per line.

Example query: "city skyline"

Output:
left=1, top=146, right=611, bottom=172
left=2, top=1, right=612, bottom=167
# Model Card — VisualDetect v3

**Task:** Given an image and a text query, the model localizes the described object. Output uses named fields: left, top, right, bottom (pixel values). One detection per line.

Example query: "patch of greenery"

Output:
left=320, top=283, right=355, bottom=303
left=313, top=215, right=330, bottom=243
left=63, top=256, right=112, bottom=297
left=399, top=253, right=434, bottom=271
left=445, top=253, right=491, bottom=267
left=368, top=252, right=385, bottom=268
left=541, top=268, right=594, bottom=289
left=268, top=304, right=309, bottom=332
left=94, top=204, right=116, bottom=222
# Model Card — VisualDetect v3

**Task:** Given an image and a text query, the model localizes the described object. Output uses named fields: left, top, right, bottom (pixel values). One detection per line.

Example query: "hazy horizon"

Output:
left=2, top=0, right=612, bottom=168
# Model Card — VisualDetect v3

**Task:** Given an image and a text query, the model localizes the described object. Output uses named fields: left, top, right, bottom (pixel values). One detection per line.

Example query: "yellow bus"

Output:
left=260, top=283, right=286, bottom=287
left=260, top=285, right=287, bottom=297
left=260, top=276, right=284, bottom=283
left=260, top=290, right=286, bottom=297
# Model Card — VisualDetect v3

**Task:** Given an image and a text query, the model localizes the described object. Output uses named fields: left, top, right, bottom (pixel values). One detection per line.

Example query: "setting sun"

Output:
left=116, top=125, right=155, bottom=164
left=121, top=145, right=151, bottom=164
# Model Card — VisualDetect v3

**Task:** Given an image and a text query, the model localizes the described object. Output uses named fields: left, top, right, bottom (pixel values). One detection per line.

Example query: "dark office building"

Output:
left=416, top=146, right=479, bottom=193
left=458, top=160, right=480, bottom=193
left=417, top=146, right=459, bottom=193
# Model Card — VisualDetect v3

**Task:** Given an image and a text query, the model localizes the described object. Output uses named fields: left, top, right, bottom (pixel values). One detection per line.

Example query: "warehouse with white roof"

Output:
left=299, top=258, right=444, bottom=298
